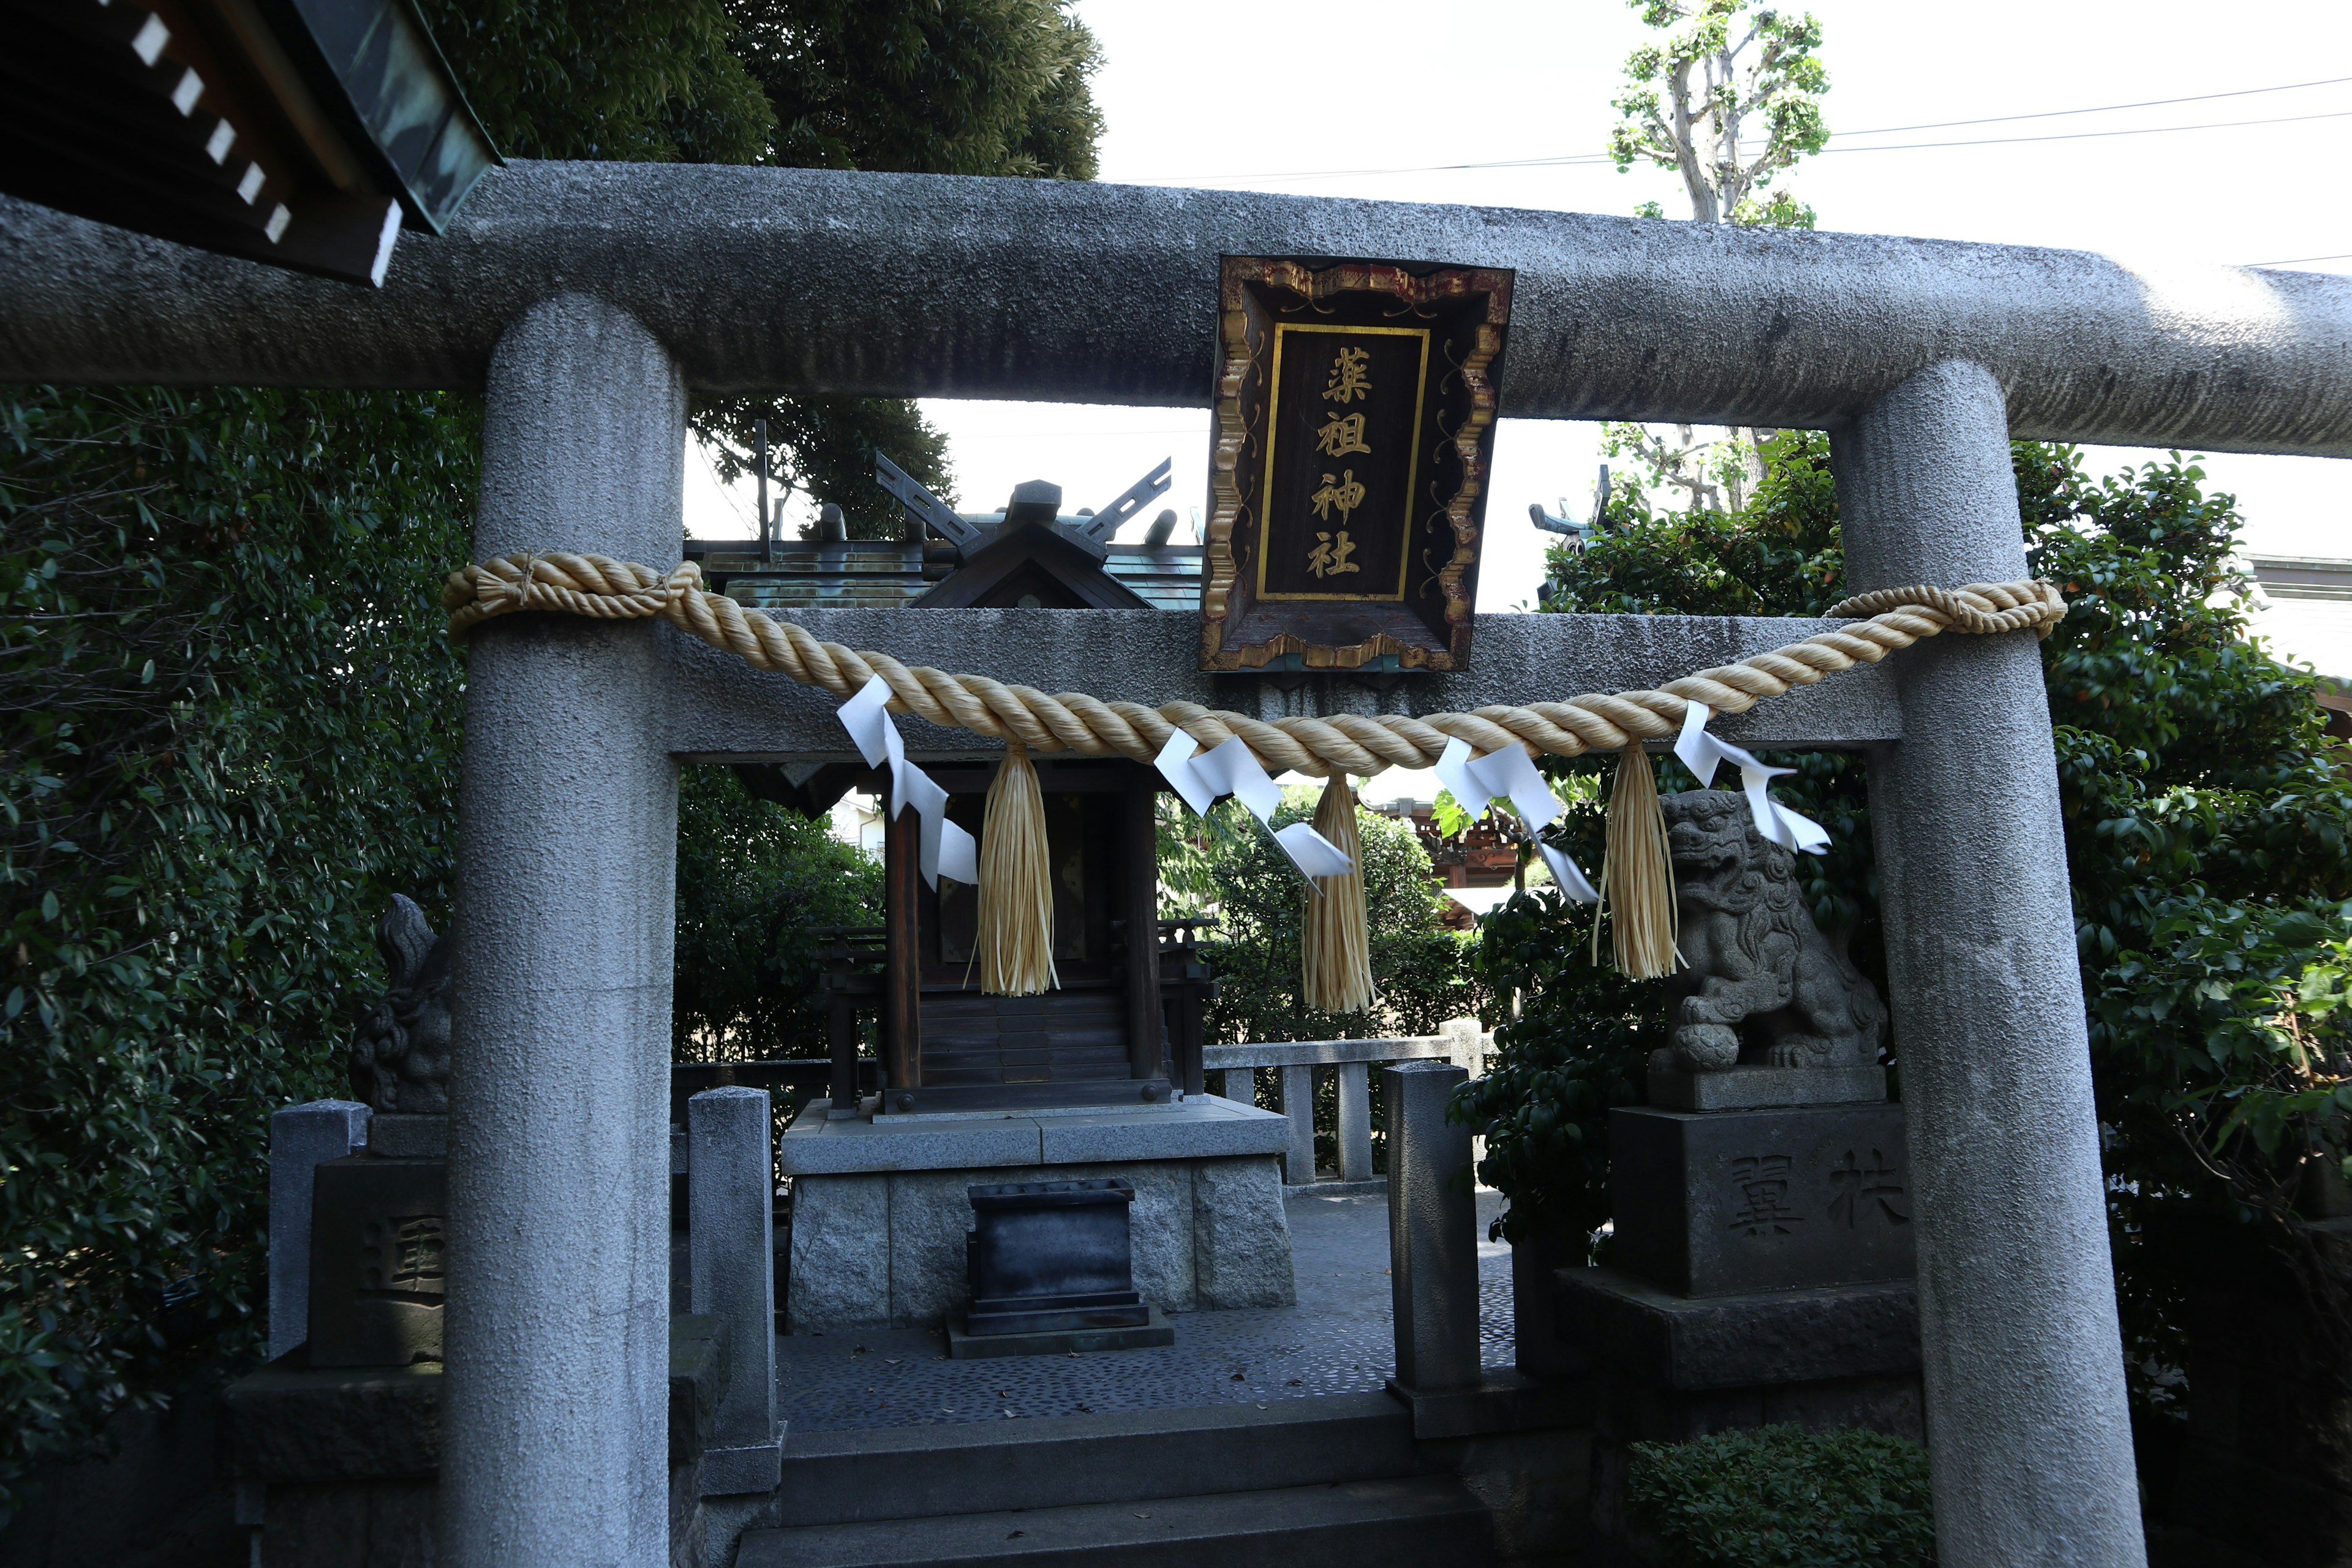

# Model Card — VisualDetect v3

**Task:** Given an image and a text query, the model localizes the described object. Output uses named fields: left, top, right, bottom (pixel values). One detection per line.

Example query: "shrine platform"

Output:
left=772, top=1188, right=1513, bottom=1434
left=778, top=1095, right=1297, bottom=1332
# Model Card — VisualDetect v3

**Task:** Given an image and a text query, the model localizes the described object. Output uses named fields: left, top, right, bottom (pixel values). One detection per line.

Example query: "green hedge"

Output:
left=0, top=385, right=477, bottom=1517
left=1626, top=1425, right=1936, bottom=1567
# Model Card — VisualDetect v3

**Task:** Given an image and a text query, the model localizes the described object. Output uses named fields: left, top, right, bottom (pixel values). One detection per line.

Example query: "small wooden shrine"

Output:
left=813, top=756, right=1213, bottom=1116
left=788, top=467, right=1215, bottom=1116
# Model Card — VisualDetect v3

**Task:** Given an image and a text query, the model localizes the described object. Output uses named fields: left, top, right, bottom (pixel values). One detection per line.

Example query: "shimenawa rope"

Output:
left=443, top=553, right=2064, bottom=1003
left=442, top=554, right=2065, bottom=776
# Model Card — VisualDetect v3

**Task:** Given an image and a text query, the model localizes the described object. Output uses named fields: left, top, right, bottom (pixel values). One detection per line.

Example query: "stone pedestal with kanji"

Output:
left=1558, top=1098, right=1923, bottom=1551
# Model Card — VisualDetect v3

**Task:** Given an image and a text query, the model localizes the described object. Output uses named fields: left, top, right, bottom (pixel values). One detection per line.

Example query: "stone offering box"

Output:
left=965, top=1179, right=1149, bottom=1335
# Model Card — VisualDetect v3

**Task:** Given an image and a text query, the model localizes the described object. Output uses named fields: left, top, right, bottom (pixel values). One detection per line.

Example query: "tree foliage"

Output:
left=418, top=0, right=1107, bottom=538
left=1, top=0, right=1101, bottom=1518
left=0, top=386, right=476, bottom=1518
left=1608, top=0, right=1830, bottom=230
left=1164, top=790, right=1485, bottom=1044
left=728, top=0, right=1102, bottom=179
left=1602, top=0, right=1830, bottom=514
left=692, top=0, right=1106, bottom=535
left=672, top=766, right=880, bottom=1058
left=413, top=0, right=775, bottom=162
left=1466, top=431, right=2352, bottom=1433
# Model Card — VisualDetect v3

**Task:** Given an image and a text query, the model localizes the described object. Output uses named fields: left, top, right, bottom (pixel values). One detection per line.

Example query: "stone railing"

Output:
left=1203, top=1017, right=1491, bottom=1187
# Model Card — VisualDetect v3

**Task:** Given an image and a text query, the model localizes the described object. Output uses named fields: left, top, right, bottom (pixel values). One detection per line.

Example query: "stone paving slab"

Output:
left=779, top=1096, right=1289, bottom=1177
left=775, top=1191, right=1513, bottom=1433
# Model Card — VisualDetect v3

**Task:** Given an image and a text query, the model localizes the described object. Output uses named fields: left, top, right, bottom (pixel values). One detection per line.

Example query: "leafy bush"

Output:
left=672, top=764, right=881, bottom=1058
left=1169, top=788, right=1485, bottom=1042
left=1455, top=884, right=1659, bottom=1245
left=1479, top=430, right=2352, bottom=1449
left=1626, top=1425, right=1936, bottom=1567
left=0, top=385, right=477, bottom=1517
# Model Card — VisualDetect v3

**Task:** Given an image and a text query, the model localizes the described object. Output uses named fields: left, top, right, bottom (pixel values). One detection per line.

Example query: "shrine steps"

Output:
left=764, top=1393, right=1418, bottom=1525
left=734, top=1472, right=1490, bottom=1568
left=733, top=1393, right=1497, bottom=1568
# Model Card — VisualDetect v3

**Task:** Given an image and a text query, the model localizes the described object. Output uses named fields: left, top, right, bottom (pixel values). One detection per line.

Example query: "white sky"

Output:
left=685, top=0, right=2352, bottom=700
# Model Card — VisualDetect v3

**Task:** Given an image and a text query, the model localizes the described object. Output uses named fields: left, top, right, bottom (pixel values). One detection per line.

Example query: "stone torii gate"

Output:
left=10, top=165, right=2352, bottom=1568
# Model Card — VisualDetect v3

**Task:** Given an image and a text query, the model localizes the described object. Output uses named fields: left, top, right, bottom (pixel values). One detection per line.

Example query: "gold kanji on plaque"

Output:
left=1199, top=255, right=1515, bottom=673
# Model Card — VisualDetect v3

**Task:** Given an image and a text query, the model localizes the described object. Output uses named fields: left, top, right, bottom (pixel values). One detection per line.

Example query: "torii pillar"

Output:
left=444, top=293, right=684, bottom=1567
left=1836, top=360, right=2146, bottom=1567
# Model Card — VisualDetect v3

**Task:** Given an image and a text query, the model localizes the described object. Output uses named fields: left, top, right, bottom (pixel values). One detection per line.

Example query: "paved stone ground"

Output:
left=774, top=1188, right=1513, bottom=1433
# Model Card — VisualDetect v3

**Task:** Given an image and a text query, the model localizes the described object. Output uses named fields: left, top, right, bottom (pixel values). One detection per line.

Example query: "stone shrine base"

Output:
left=780, top=1095, right=1296, bottom=1332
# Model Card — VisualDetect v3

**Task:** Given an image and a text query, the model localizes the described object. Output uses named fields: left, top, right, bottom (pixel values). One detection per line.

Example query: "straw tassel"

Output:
left=1301, top=773, right=1375, bottom=1014
left=976, top=742, right=1058, bottom=996
left=1595, top=742, right=1680, bottom=980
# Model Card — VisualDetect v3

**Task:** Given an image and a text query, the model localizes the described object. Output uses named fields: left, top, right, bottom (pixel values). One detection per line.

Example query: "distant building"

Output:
left=2245, top=556, right=2352, bottom=684
left=1371, top=798, right=1530, bottom=928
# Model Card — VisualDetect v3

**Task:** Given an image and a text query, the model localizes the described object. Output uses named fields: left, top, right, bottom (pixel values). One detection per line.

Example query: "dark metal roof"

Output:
left=685, top=538, right=1206, bottom=614
left=2, top=0, right=497, bottom=285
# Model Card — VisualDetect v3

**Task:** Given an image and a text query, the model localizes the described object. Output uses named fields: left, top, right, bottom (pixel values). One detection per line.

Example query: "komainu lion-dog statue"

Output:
left=1656, top=790, right=1887, bottom=1076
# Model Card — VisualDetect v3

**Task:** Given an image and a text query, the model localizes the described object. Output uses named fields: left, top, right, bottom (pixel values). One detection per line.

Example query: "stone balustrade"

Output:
left=1203, top=1019, right=1493, bottom=1188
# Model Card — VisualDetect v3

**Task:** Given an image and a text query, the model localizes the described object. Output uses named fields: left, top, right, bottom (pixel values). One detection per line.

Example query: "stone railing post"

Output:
left=688, top=1087, right=782, bottom=1494
left=1385, top=1060, right=1479, bottom=1392
left=445, top=294, right=684, bottom=1568
left=1335, top=1061, right=1373, bottom=1182
left=267, top=1099, right=372, bottom=1361
left=1278, top=1063, right=1316, bottom=1185
left=1834, top=360, right=2145, bottom=1567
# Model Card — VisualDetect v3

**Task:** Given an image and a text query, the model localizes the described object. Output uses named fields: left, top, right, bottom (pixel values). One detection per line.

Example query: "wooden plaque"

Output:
left=1199, top=255, right=1514, bottom=673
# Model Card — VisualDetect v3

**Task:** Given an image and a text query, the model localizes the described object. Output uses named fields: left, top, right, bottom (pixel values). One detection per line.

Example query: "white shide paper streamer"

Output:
left=1153, top=731, right=1355, bottom=883
left=839, top=676, right=981, bottom=887
left=1672, top=703, right=1831, bottom=855
left=1433, top=737, right=1601, bottom=904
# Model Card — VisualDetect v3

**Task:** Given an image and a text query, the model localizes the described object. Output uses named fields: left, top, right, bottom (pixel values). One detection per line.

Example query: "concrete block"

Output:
left=699, top=1443, right=783, bottom=1498
left=307, top=1156, right=447, bottom=1368
left=1203, top=1038, right=1449, bottom=1070
left=790, top=1147, right=1295, bottom=1330
left=1216, top=1070, right=1254, bottom=1104
left=1114, top=1161, right=1198, bottom=1313
left=785, top=1174, right=892, bottom=1331
left=1555, top=1266, right=1920, bottom=1392
left=947, top=1305, right=1176, bottom=1359
left=888, top=1169, right=1001, bottom=1327
left=1336, top=1063, right=1373, bottom=1183
left=1439, top=1018, right=1485, bottom=1076
left=667, top=1315, right=727, bottom=1468
left=224, top=1360, right=443, bottom=1483
left=269, top=1100, right=372, bottom=1360
left=1648, top=1064, right=1886, bottom=1111
left=1384, top=1369, right=1590, bottom=1441
left=367, top=1114, right=448, bottom=1158
left=1610, top=1104, right=1914, bottom=1298
left=1036, top=1101, right=1289, bottom=1163
left=777, top=1114, right=1042, bottom=1177
left=1387, top=1061, right=1480, bottom=1393
left=1279, top=1064, right=1317, bottom=1184
left=687, top=1087, right=778, bottom=1477
left=1191, top=1156, right=1295, bottom=1308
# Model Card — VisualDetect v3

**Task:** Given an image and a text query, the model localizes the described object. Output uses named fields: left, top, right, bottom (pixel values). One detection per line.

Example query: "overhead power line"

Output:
left=1830, top=74, right=2352, bottom=137
left=1139, top=75, right=2352, bottom=186
left=1825, top=108, right=2352, bottom=155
